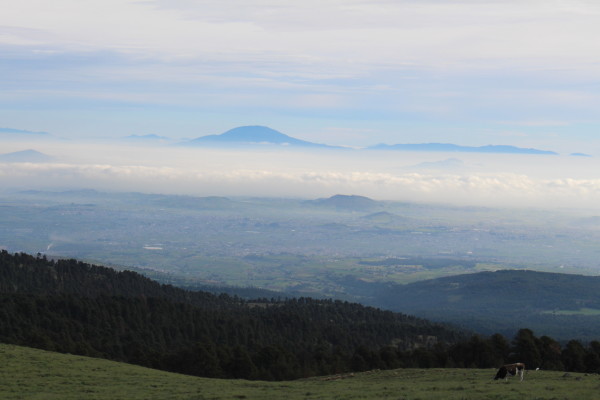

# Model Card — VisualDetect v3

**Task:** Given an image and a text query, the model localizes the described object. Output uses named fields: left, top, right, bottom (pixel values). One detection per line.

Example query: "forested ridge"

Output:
left=373, top=269, right=600, bottom=340
left=1, top=251, right=600, bottom=380
left=0, top=251, right=463, bottom=379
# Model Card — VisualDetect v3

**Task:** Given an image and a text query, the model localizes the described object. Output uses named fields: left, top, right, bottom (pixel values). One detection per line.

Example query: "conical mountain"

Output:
left=184, top=126, right=337, bottom=148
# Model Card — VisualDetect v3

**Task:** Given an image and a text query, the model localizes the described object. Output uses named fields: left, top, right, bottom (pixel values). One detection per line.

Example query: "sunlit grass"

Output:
left=2, top=343, right=599, bottom=400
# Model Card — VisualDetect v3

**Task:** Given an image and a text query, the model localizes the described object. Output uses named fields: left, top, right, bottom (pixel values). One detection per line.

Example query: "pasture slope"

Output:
left=1, top=344, right=598, bottom=400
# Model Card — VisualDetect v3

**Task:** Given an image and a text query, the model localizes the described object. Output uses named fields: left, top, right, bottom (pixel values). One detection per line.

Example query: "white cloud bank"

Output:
left=2, top=143, right=600, bottom=210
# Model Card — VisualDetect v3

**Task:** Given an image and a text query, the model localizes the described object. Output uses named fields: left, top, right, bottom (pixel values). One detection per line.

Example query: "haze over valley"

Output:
left=3, top=1, right=600, bottom=396
left=2, top=187, right=600, bottom=340
left=2, top=125, right=600, bottom=211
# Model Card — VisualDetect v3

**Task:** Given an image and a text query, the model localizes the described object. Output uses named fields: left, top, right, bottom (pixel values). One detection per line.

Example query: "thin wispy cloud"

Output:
left=1, top=0, right=600, bottom=149
left=4, top=0, right=597, bottom=71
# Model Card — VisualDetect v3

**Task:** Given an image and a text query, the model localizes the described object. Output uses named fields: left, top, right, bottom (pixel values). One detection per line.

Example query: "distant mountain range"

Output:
left=181, top=126, right=561, bottom=154
left=0, top=149, right=55, bottom=163
left=0, top=125, right=572, bottom=155
left=370, top=142, right=557, bottom=155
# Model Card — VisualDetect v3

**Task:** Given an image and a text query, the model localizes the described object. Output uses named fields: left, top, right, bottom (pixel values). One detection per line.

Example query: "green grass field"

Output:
left=2, top=344, right=599, bottom=400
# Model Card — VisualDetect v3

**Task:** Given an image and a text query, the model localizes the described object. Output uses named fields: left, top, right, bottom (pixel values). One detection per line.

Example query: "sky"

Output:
left=2, top=0, right=600, bottom=152
left=3, top=0, right=600, bottom=209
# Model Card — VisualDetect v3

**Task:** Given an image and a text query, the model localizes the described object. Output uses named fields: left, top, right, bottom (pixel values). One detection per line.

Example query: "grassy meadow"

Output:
left=2, top=344, right=599, bottom=400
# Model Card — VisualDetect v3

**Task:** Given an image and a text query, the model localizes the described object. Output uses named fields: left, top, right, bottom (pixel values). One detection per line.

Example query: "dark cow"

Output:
left=494, top=363, right=525, bottom=381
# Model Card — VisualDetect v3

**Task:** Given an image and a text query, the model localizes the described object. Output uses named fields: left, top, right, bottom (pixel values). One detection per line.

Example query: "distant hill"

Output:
left=305, top=194, right=380, bottom=211
left=361, top=211, right=409, bottom=224
left=370, top=143, right=558, bottom=155
left=374, top=269, right=600, bottom=340
left=183, top=126, right=339, bottom=148
left=0, top=149, right=55, bottom=163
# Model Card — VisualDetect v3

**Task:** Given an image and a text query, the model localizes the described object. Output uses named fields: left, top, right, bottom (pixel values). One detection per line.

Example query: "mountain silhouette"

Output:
left=0, top=149, right=55, bottom=163
left=370, top=142, right=557, bottom=155
left=184, top=126, right=338, bottom=148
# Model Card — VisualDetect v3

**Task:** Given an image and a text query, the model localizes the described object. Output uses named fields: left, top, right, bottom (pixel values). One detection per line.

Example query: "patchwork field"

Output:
left=1, top=344, right=598, bottom=400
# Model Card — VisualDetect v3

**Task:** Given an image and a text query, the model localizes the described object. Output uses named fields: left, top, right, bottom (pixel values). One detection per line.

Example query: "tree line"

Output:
left=0, top=251, right=599, bottom=380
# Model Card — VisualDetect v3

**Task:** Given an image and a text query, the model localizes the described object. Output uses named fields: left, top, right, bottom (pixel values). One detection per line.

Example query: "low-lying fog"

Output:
left=1, top=140, right=600, bottom=211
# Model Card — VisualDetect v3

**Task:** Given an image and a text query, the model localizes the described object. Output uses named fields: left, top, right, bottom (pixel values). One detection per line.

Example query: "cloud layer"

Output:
left=2, top=143, right=600, bottom=210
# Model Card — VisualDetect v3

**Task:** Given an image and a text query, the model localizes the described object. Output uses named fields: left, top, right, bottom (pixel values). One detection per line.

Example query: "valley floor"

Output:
left=1, top=344, right=598, bottom=400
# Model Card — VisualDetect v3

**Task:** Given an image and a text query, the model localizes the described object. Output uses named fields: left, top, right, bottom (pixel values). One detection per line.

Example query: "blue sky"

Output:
left=2, top=0, right=600, bottom=152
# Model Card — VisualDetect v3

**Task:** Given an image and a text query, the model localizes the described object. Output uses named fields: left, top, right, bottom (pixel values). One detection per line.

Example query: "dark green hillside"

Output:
left=375, top=270, right=600, bottom=340
left=0, top=251, right=236, bottom=309
left=0, top=251, right=464, bottom=380
left=3, top=252, right=600, bottom=378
